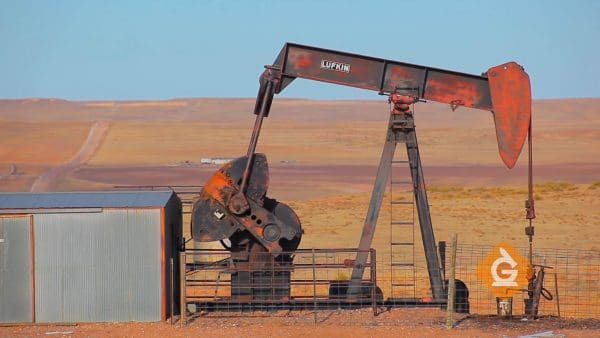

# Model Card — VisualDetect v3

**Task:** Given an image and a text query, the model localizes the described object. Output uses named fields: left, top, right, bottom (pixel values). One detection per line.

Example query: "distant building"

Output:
left=200, top=157, right=235, bottom=165
left=212, top=157, right=234, bottom=165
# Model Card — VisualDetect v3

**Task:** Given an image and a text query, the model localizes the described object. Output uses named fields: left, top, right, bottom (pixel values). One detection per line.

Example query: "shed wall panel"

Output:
left=34, top=209, right=161, bottom=322
left=0, top=216, right=32, bottom=323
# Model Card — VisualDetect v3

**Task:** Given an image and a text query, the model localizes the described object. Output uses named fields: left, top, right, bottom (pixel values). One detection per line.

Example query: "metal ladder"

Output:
left=389, top=153, right=417, bottom=298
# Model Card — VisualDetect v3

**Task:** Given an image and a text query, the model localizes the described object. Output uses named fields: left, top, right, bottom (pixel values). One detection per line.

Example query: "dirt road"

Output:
left=30, top=121, right=110, bottom=192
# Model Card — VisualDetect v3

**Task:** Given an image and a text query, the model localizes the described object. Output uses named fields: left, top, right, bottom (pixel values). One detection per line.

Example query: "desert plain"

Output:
left=0, top=97, right=599, bottom=337
left=1, top=97, right=598, bottom=250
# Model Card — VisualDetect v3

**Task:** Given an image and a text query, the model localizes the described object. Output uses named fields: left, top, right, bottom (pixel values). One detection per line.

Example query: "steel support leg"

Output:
left=348, top=115, right=397, bottom=295
left=404, top=114, right=445, bottom=301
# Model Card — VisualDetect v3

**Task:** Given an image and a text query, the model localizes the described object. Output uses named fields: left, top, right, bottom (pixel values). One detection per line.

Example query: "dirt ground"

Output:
left=2, top=308, right=600, bottom=337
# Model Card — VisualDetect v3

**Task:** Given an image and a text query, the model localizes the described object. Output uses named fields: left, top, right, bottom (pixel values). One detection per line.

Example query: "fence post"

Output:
left=179, top=251, right=187, bottom=325
left=553, top=272, right=561, bottom=318
left=446, top=233, right=458, bottom=329
left=371, top=249, right=377, bottom=316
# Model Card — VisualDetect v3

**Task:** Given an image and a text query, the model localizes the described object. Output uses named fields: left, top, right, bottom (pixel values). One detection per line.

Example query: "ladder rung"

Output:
left=391, top=242, right=414, bottom=246
left=391, top=201, right=412, bottom=205
left=391, top=283, right=415, bottom=287
left=391, top=263, right=415, bottom=267
left=391, top=181, right=411, bottom=185
left=391, top=160, right=409, bottom=164
left=391, top=221, right=413, bottom=225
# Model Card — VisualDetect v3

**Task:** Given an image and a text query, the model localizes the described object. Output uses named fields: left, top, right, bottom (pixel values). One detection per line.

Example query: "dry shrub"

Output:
left=428, top=185, right=527, bottom=199
left=535, top=181, right=577, bottom=193
left=334, top=271, right=350, bottom=280
left=428, top=185, right=465, bottom=193
left=588, top=181, right=600, bottom=190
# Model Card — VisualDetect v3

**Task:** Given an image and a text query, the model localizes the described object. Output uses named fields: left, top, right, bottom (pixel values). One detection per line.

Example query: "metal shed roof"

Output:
left=0, top=190, right=175, bottom=210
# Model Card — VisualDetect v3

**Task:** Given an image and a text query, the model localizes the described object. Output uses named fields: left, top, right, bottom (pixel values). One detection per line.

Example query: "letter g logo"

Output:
left=491, top=247, right=518, bottom=286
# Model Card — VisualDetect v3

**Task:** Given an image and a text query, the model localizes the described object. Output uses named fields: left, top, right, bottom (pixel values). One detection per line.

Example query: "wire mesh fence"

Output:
left=452, top=244, right=600, bottom=318
left=177, top=244, right=600, bottom=323
left=180, top=248, right=378, bottom=316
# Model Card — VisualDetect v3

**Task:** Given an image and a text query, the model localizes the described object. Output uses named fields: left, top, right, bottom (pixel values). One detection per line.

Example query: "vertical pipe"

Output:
left=528, top=267, right=545, bottom=319
left=370, top=249, right=377, bottom=316
left=312, top=248, right=317, bottom=324
left=446, top=234, right=457, bottom=329
left=527, top=116, right=535, bottom=263
left=528, top=116, right=534, bottom=212
left=179, top=251, right=187, bottom=325
left=170, top=258, right=174, bottom=325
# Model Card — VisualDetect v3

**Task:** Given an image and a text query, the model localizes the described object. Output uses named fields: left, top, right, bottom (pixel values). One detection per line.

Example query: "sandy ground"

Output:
left=1, top=309, right=599, bottom=337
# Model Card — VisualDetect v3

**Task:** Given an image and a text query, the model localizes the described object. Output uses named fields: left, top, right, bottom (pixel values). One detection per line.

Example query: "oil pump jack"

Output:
left=191, top=43, right=533, bottom=305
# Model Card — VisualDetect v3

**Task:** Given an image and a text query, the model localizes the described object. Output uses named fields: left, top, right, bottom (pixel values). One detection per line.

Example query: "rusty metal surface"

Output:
left=272, top=43, right=493, bottom=110
left=193, top=43, right=533, bottom=307
left=191, top=155, right=302, bottom=254
left=487, top=62, right=532, bottom=169
left=260, top=42, right=531, bottom=168
left=191, top=155, right=269, bottom=241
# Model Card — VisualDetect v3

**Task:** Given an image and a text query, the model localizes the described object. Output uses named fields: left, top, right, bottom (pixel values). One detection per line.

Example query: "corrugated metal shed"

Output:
left=0, top=216, right=32, bottom=323
left=0, top=191, right=173, bottom=209
left=34, top=209, right=161, bottom=322
left=0, top=190, right=182, bottom=323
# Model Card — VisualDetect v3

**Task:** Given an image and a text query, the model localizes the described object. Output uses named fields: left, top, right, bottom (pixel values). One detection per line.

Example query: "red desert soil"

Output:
left=1, top=308, right=599, bottom=337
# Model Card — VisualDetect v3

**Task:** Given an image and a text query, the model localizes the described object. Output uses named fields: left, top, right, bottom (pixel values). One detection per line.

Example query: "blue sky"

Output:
left=1, top=0, right=598, bottom=100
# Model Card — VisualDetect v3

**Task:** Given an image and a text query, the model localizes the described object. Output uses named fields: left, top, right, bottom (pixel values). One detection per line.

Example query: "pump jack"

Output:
left=191, top=43, right=533, bottom=305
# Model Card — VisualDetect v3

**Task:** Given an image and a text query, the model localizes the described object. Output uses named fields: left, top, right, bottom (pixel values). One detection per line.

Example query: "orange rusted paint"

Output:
left=389, top=93, right=416, bottom=114
left=424, top=74, right=488, bottom=108
left=202, top=168, right=233, bottom=204
left=383, top=64, right=424, bottom=91
left=268, top=43, right=533, bottom=168
left=487, top=62, right=532, bottom=169
left=192, top=155, right=300, bottom=255
left=296, top=56, right=313, bottom=68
